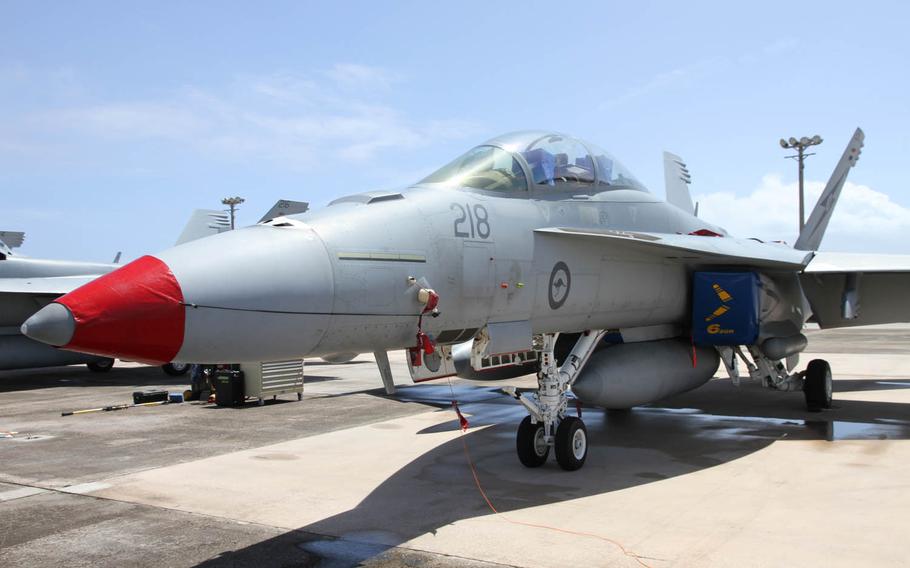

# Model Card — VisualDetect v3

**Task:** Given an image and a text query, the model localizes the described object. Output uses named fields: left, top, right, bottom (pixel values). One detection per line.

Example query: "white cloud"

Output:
left=598, top=56, right=730, bottom=110
left=762, top=37, right=799, bottom=55
left=2, top=65, right=480, bottom=170
left=600, top=38, right=798, bottom=110
left=695, top=174, right=910, bottom=253
left=325, top=63, right=397, bottom=91
left=39, top=102, right=206, bottom=139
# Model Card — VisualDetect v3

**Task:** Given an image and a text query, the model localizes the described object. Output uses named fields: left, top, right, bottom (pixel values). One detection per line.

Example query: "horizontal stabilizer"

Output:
left=175, top=209, right=231, bottom=246
left=663, top=152, right=696, bottom=215
left=259, top=200, right=309, bottom=223
left=800, top=252, right=910, bottom=328
left=0, top=231, right=25, bottom=249
left=535, top=227, right=811, bottom=270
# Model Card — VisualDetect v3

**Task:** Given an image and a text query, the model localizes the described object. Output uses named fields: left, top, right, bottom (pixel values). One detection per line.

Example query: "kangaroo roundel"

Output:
left=548, top=261, right=571, bottom=310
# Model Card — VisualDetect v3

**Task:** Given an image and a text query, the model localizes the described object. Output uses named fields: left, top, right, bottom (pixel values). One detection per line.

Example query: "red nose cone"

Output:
left=56, top=255, right=185, bottom=365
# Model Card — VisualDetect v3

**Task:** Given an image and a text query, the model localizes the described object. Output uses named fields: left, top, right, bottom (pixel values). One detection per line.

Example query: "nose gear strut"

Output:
left=506, top=330, right=607, bottom=471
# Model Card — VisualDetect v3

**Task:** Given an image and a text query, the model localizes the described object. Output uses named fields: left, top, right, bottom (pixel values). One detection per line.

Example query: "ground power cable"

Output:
left=445, top=378, right=652, bottom=568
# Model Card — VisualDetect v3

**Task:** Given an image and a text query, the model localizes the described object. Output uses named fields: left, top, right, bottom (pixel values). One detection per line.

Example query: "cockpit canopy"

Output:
left=420, top=131, right=648, bottom=194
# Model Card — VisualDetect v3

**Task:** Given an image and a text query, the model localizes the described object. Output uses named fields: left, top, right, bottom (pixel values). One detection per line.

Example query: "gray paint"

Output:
left=0, top=335, right=105, bottom=371
left=801, top=271, right=910, bottom=328
left=1, top=208, right=238, bottom=371
left=571, top=338, right=720, bottom=409
left=663, top=151, right=696, bottom=215
left=148, top=186, right=727, bottom=363
left=19, top=302, right=74, bottom=346
left=761, top=334, right=808, bottom=360
left=21, top=129, right=905, bottom=411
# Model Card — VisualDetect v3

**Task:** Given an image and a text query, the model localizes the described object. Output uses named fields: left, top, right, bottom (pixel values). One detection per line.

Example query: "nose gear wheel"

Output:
left=516, top=416, right=549, bottom=467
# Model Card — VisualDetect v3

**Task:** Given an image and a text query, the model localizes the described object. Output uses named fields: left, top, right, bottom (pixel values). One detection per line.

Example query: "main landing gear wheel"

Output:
left=87, top=358, right=114, bottom=373
left=803, top=358, right=833, bottom=411
left=161, top=362, right=190, bottom=376
left=516, top=416, right=549, bottom=467
left=555, top=416, right=588, bottom=471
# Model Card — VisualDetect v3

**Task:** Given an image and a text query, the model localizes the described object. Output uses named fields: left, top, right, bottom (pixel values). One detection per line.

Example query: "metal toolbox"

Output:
left=239, top=359, right=304, bottom=405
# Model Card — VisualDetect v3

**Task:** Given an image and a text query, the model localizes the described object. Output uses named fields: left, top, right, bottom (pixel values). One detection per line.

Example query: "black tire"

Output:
left=555, top=416, right=588, bottom=471
left=162, top=363, right=190, bottom=376
left=86, top=358, right=114, bottom=373
left=516, top=416, right=549, bottom=468
left=804, top=359, right=833, bottom=411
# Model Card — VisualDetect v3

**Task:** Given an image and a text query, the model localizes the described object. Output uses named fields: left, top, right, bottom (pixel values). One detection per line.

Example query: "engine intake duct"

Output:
left=571, top=338, right=719, bottom=409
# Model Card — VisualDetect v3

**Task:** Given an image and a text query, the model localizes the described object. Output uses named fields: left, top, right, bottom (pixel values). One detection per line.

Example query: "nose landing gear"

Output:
left=509, top=330, right=606, bottom=471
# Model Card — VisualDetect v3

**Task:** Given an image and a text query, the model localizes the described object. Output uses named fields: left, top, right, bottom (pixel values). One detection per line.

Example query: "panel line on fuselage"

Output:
left=181, top=303, right=423, bottom=318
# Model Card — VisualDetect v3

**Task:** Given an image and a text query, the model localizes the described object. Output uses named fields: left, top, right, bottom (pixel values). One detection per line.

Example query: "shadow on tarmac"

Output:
left=194, top=376, right=910, bottom=567
left=0, top=364, right=184, bottom=393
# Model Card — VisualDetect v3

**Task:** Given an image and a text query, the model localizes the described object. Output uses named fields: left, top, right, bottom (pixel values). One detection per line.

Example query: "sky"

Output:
left=2, top=1, right=909, bottom=261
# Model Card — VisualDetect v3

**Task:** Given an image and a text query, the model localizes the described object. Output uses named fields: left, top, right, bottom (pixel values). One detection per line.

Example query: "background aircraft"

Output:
left=21, top=129, right=910, bottom=470
left=0, top=210, right=231, bottom=373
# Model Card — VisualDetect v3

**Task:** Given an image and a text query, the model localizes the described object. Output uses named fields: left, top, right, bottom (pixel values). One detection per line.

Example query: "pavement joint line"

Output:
left=0, top=477, right=525, bottom=568
left=0, top=485, right=47, bottom=502
left=0, top=404, right=454, bottom=494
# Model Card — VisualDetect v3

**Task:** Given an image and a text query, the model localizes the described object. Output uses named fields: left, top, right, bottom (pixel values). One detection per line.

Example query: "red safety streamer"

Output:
left=451, top=400, right=469, bottom=431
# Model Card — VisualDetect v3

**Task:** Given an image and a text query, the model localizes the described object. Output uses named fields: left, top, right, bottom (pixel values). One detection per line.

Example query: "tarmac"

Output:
left=1, top=325, right=908, bottom=568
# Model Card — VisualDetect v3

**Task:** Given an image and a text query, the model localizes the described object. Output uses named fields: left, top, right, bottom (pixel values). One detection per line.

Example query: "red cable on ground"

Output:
left=445, top=378, right=652, bottom=568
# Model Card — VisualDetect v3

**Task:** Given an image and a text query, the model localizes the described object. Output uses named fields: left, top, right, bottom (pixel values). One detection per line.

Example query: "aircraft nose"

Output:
left=21, top=303, right=75, bottom=346
left=22, top=255, right=186, bottom=365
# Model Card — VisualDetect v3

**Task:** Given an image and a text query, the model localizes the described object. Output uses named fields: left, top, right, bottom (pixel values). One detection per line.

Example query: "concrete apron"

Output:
left=80, top=359, right=910, bottom=568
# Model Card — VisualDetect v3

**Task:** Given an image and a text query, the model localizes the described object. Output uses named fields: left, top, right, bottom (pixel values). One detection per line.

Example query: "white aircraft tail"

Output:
left=663, top=152, right=696, bottom=215
left=258, top=199, right=309, bottom=223
left=175, top=210, right=231, bottom=245
left=794, top=128, right=864, bottom=251
left=0, top=231, right=25, bottom=249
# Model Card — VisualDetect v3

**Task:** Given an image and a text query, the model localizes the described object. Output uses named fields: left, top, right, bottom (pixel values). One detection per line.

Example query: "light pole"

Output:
left=779, top=135, right=823, bottom=231
left=221, top=196, right=245, bottom=230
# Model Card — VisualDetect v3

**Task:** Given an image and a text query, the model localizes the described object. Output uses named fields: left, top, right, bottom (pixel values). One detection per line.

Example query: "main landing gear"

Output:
left=508, top=331, right=605, bottom=471
left=718, top=346, right=833, bottom=412
left=803, top=358, right=833, bottom=411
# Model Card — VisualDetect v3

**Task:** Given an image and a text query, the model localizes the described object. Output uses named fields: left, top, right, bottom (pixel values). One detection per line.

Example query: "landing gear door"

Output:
left=407, top=345, right=457, bottom=383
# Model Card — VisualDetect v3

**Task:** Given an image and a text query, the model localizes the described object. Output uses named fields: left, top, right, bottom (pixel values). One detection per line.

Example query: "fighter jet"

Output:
left=0, top=209, right=232, bottom=373
left=21, top=129, right=910, bottom=470
left=0, top=232, right=121, bottom=371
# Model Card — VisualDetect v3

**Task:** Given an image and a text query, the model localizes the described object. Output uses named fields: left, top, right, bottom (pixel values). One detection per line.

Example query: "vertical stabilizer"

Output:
left=794, top=128, right=864, bottom=251
left=663, top=152, right=696, bottom=215
left=258, top=199, right=309, bottom=223
left=175, top=210, right=231, bottom=245
left=0, top=231, right=25, bottom=249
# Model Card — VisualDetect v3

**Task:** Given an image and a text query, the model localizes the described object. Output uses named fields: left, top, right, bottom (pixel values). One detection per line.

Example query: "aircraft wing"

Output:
left=535, top=228, right=811, bottom=270
left=800, top=252, right=910, bottom=328
left=0, top=275, right=99, bottom=296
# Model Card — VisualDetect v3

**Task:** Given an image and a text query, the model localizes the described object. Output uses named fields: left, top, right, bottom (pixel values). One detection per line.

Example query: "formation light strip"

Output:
left=337, top=252, right=426, bottom=263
